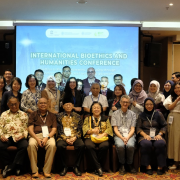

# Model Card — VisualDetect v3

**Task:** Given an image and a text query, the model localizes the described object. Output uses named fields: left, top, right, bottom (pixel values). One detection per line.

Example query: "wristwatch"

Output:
left=48, top=136, right=50, bottom=139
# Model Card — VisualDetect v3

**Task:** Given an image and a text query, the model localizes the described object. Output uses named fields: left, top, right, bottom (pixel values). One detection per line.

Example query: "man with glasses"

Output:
left=4, top=69, right=13, bottom=91
left=83, top=67, right=100, bottom=96
left=111, top=95, right=137, bottom=175
left=0, top=97, right=28, bottom=178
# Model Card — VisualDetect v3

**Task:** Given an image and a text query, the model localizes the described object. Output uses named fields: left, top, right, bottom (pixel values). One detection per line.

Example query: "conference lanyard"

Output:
left=30, top=90, right=38, bottom=105
left=113, top=99, right=119, bottom=106
left=49, top=89, right=57, bottom=99
left=146, top=111, right=155, bottom=127
left=40, top=112, right=48, bottom=124
left=91, top=94, right=100, bottom=102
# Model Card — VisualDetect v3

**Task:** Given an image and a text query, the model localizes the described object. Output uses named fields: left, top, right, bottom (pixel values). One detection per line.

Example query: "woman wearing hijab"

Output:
left=163, top=80, right=174, bottom=119
left=41, top=76, right=61, bottom=114
left=129, top=79, right=147, bottom=117
left=163, top=81, right=180, bottom=170
left=136, top=97, right=167, bottom=175
left=147, top=80, right=165, bottom=113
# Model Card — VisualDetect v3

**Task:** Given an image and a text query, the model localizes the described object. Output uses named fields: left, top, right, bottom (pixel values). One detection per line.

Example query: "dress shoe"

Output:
left=119, top=165, right=126, bottom=175
left=59, top=167, right=68, bottom=176
left=157, top=169, right=164, bottom=175
left=32, top=172, right=39, bottom=178
left=146, top=169, right=153, bottom=175
left=128, top=164, right=137, bottom=174
left=73, top=167, right=82, bottom=176
left=44, top=172, right=51, bottom=178
left=97, top=168, right=103, bottom=177
left=2, top=166, right=12, bottom=178
left=16, top=169, right=21, bottom=176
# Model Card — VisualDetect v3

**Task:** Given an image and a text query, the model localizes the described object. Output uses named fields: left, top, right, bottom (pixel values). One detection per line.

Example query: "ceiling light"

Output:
left=169, top=3, right=173, bottom=6
left=76, top=0, right=87, bottom=4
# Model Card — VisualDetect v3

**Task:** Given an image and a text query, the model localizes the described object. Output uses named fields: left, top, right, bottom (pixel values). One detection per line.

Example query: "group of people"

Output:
left=0, top=68, right=180, bottom=178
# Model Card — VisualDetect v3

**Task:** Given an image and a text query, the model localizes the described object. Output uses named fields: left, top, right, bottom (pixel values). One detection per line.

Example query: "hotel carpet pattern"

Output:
left=1, top=170, right=180, bottom=180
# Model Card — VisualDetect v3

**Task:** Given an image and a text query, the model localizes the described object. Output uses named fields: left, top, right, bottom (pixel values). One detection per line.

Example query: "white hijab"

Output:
left=148, top=80, right=165, bottom=104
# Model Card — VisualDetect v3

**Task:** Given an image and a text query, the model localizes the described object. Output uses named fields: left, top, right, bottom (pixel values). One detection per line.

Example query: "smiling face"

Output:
left=149, top=84, right=157, bottom=93
left=174, top=84, right=180, bottom=96
left=77, top=81, right=83, bottom=91
left=91, top=84, right=100, bottom=97
left=114, top=76, right=122, bottom=85
left=38, top=98, right=48, bottom=111
left=92, top=103, right=101, bottom=117
left=12, top=80, right=21, bottom=92
left=47, top=80, right=56, bottom=89
left=4, top=71, right=13, bottom=83
left=114, top=86, right=122, bottom=97
left=63, top=102, right=74, bottom=113
left=35, top=71, right=44, bottom=81
left=87, top=68, right=95, bottom=79
left=100, top=77, right=108, bottom=89
left=69, top=78, right=76, bottom=90
left=134, top=83, right=142, bottom=93
left=120, top=97, right=130, bottom=110
left=63, top=67, right=71, bottom=78
left=8, top=98, right=20, bottom=113
left=145, top=100, right=154, bottom=111
left=28, top=77, right=36, bottom=89
left=164, top=82, right=171, bottom=92
left=54, top=73, right=62, bottom=84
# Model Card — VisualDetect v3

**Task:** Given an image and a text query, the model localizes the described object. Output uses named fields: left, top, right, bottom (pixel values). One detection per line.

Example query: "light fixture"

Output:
left=76, top=0, right=87, bottom=4
left=169, top=3, right=173, bottom=6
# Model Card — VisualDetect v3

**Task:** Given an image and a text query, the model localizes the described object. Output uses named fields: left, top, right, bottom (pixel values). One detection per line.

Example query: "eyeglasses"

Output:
left=87, top=71, right=95, bottom=73
left=9, top=103, right=18, bottom=107
left=134, top=85, right=142, bottom=88
left=164, top=85, right=171, bottom=87
left=145, top=104, right=154, bottom=106
left=121, top=101, right=129, bottom=104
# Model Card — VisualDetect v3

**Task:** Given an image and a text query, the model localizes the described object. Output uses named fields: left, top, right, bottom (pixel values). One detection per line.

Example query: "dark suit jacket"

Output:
left=83, top=78, right=100, bottom=96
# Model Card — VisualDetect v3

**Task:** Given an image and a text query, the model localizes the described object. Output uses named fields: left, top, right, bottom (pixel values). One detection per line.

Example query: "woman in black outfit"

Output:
left=1, top=77, right=22, bottom=113
left=62, top=77, right=82, bottom=114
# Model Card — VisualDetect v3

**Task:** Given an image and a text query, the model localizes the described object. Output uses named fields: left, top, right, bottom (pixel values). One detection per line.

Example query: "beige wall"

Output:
left=174, top=44, right=180, bottom=73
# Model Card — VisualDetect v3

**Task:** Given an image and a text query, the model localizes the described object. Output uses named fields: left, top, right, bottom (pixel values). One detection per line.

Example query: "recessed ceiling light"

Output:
left=169, top=3, right=173, bottom=6
left=77, top=0, right=87, bottom=4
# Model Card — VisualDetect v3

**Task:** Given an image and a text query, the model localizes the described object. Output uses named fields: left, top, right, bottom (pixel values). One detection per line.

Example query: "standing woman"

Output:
left=0, top=76, right=6, bottom=115
left=62, top=77, right=82, bottom=114
left=21, top=74, right=41, bottom=115
left=163, top=80, right=174, bottom=119
left=1, top=77, right=22, bottom=113
left=108, top=85, right=126, bottom=116
left=129, top=79, right=147, bottom=117
left=147, top=80, right=165, bottom=112
left=41, top=76, right=61, bottom=114
left=163, top=81, right=180, bottom=170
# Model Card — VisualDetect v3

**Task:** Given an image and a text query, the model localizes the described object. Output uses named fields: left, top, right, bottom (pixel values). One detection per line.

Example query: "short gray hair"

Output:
left=91, top=82, right=100, bottom=89
left=120, top=95, right=130, bottom=102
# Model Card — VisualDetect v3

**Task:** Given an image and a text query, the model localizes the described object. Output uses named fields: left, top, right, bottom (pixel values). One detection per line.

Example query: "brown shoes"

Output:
left=44, top=172, right=51, bottom=178
left=32, top=172, right=39, bottom=178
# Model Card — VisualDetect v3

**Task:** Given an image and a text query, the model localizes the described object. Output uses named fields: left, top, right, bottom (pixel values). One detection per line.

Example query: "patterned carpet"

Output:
left=1, top=170, right=180, bottom=180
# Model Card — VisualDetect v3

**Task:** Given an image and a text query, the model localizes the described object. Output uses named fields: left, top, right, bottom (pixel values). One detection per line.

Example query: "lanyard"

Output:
left=40, top=112, right=48, bottom=124
left=30, top=90, right=38, bottom=105
left=146, top=111, right=155, bottom=127
left=73, top=96, right=76, bottom=105
left=37, top=84, right=43, bottom=91
left=113, top=99, right=119, bottom=106
left=91, top=94, right=100, bottom=102
left=49, top=89, right=57, bottom=99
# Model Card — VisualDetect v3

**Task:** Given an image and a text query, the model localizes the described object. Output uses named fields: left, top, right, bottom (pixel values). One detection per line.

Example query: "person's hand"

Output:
left=15, top=136, right=24, bottom=142
left=41, top=137, right=48, bottom=147
left=144, top=135, right=151, bottom=141
left=37, top=138, right=43, bottom=148
left=0, top=135, right=9, bottom=142
left=92, top=127, right=99, bottom=134
left=73, top=107, right=81, bottom=112
left=69, top=137, right=77, bottom=144
left=112, top=106, right=117, bottom=111
left=96, top=134, right=105, bottom=139
left=121, top=137, right=128, bottom=145
left=154, top=135, right=162, bottom=140
left=175, top=96, right=180, bottom=102
left=66, top=138, right=73, bottom=145
left=132, top=101, right=137, bottom=107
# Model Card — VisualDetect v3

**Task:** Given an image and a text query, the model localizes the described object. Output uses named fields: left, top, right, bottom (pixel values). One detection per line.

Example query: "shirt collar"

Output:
left=63, top=111, right=74, bottom=117
left=37, top=110, right=49, bottom=115
left=7, top=109, right=20, bottom=114
left=120, top=109, right=128, bottom=117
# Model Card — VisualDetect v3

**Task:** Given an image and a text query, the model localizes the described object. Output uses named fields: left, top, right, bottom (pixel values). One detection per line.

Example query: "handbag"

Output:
left=89, top=116, right=109, bottom=144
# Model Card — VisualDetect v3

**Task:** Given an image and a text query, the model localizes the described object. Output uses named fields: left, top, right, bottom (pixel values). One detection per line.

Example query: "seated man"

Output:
left=111, top=95, right=137, bottom=175
left=27, top=97, right=57, bottom=178
left=56, top=97, right=85, bottom=176
left=0, top=96, right=28, bottom=178
left=82, top=83, right=108, bottom=115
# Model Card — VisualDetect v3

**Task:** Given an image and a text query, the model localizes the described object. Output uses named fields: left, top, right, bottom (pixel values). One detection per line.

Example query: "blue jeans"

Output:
left=114, top=135, right=136, bottom=164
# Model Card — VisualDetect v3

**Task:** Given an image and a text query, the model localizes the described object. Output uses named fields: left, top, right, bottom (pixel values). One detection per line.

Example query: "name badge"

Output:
left=41, top=126, right=49, bottom=137
left=55, top=105, right=59, bottom=112
left=64, top=127, right=71, bottom=136
left=169, top=116, right=174, bottom=124
left=122, top=127, right=129, bottom=137
left=150, top=128, right=156, bottom=138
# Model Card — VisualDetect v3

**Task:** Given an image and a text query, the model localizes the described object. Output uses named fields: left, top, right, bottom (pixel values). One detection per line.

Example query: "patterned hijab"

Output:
left=148, top=80, right=165, bottom=104
left=129, top=79, right=147, bottom=105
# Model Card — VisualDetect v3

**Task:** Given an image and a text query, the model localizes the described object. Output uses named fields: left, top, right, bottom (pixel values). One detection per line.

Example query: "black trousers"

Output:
left=56, top=138, right=85, bottom=168
left=84, top=138, right=109, bottom=170
left=0, top=137, right=28, bottom=168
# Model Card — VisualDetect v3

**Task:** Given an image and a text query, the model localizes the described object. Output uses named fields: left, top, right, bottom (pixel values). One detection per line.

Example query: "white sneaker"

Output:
left=168, top=165, right=177, bottom=170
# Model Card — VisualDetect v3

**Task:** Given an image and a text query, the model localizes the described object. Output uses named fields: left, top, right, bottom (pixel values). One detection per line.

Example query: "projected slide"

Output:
left=16, top=25, right=139, bottom=92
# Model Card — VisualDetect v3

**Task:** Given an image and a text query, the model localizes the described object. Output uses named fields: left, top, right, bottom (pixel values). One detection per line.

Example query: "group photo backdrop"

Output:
left=16, top=25, right=139, bottom=92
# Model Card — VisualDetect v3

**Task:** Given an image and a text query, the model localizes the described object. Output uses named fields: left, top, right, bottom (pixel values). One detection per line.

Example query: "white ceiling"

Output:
left=0, top=0, right=179, bottom=21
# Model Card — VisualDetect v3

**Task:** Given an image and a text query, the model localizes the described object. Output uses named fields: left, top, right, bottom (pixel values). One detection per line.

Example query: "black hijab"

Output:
left=142, top=97, right=155, bottom=119
left=163, top=80, right=174, bottom=98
